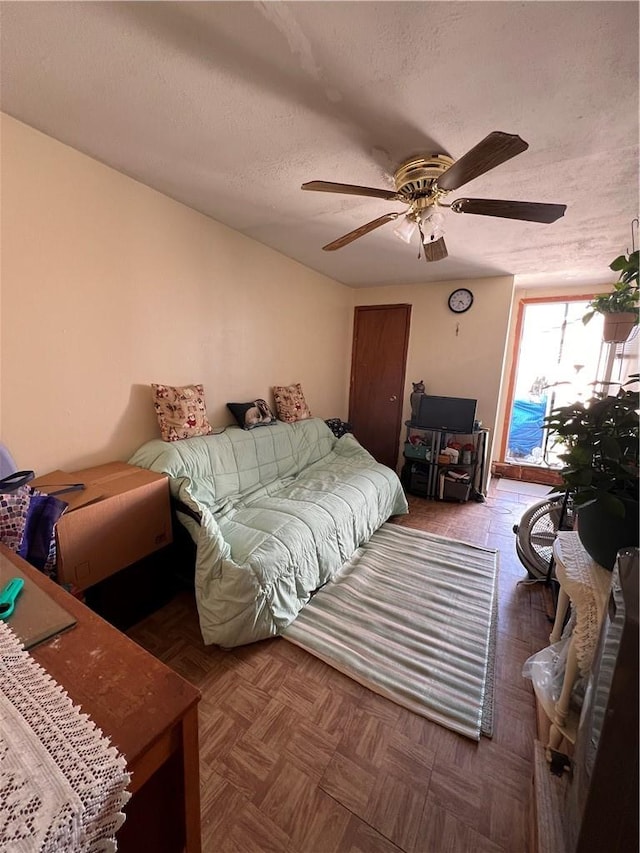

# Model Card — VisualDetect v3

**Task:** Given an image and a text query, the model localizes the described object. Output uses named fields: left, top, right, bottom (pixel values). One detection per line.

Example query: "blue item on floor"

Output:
left=508, top=398, right=547, bottom=456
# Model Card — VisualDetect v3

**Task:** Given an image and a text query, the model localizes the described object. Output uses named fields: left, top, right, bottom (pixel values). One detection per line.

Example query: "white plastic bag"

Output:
left=522, top=637, right=586, bottom=711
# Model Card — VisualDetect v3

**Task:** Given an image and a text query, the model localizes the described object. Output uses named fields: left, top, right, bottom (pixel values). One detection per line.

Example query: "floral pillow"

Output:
left=227, top=399, right=277, bottom=430
left=272, top=383, right=312, bottom=423
left=152, top=383, right=213, bottom=442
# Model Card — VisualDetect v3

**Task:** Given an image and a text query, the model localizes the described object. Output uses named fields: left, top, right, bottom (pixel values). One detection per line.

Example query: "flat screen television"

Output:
left=416, top=395, right=477, bottom=433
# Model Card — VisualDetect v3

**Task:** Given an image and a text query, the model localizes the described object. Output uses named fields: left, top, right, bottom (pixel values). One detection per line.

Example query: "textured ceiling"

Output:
left=1, top=1, right=638, bottom=288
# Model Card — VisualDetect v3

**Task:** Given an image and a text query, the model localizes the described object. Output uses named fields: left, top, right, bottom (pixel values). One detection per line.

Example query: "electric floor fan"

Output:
left=513, top=492, right=574, bottom=580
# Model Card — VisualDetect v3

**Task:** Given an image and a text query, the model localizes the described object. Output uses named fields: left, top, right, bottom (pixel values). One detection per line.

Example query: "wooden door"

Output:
left=349, top=304, right=411, bottom=469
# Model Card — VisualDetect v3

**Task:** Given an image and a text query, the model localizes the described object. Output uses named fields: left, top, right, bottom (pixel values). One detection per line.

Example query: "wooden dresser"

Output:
left=0, top=544, right=202, bottom=852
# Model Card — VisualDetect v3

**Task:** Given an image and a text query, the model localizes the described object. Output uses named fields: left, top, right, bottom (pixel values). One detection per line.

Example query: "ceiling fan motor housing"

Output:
left=393, top=154, right=454, bottom=199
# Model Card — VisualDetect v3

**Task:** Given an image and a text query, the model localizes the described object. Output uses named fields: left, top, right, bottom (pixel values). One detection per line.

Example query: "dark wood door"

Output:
left=349, top=304, right=411, bottom=469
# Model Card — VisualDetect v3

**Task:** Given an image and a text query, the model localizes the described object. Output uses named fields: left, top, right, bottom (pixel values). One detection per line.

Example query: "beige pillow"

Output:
left=152, top=383, right=213, bottom=441
left=272, top=383, right=312, bottom=423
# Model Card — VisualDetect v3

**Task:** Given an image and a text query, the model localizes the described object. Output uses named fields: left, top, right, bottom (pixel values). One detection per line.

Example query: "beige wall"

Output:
left=353, top=278, right=515, bottom=468
left=1, top=115, right=353, bottom=474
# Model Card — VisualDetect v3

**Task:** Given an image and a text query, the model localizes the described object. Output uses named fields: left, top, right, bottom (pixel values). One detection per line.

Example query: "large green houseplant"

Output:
left=544, top=374, right=639, bottom=569
left=583, top=250, right=639, bottom=342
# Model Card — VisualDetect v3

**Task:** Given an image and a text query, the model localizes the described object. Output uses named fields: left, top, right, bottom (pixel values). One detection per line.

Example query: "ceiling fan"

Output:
left=301, top=131, right=566, bottom=262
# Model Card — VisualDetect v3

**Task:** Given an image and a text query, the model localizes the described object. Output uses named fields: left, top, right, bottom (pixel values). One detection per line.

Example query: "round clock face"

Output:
left=448, top=288, right=474, bottom=314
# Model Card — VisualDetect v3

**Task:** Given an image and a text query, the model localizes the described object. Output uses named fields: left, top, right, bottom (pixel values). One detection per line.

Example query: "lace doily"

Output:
left=0, top=620, right=130, bottom=851
left=554, top=531, right=612, bottom=676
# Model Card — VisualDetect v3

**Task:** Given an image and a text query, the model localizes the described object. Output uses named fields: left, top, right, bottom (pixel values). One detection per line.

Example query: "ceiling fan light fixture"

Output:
left=392, top=214, right=418, bottom=244
left=418, top=207, right=445, bottom=243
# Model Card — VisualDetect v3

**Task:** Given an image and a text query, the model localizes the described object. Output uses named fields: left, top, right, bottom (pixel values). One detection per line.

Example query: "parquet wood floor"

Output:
left=127, top=482, right=553, bottom=852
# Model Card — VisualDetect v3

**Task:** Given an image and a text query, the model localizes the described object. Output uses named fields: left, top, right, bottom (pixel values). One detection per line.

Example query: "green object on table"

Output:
left=0, top=577, right=25, bottom=619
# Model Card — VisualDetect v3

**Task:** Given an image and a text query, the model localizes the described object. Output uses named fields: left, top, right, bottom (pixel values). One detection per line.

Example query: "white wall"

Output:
left=1, top=115, right=353, bottom=473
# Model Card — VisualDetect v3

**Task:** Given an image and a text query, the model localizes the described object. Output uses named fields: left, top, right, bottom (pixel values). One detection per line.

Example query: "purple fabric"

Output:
left=1, top=487, right=67, bottom=578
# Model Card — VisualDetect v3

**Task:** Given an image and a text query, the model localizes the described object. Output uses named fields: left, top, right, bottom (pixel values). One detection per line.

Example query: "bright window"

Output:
left=504, top=297, right=637, bottom=468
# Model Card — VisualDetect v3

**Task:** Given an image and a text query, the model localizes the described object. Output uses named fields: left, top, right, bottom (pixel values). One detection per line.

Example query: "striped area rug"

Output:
left=283, top=523, right=498, bottom=741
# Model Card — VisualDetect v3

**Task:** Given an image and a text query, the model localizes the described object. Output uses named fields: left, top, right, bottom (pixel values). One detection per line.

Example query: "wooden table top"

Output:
left=0, top=544, right=200, bottom=767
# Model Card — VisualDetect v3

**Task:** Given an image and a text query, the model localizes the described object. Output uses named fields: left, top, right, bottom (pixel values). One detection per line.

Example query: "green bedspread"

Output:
left=129, top=418, right=408, bottom=647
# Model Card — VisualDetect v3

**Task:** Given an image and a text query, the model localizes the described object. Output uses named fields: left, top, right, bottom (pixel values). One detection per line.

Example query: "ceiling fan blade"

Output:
left=436, top=132, right=529, bottom=192
left=451, top=198, right=567, bottom=223
left=302, top=180, right=400, bottom=201
left=423, top=237, right=448, bottom=262
left=322, top=213, right=401, bottom=251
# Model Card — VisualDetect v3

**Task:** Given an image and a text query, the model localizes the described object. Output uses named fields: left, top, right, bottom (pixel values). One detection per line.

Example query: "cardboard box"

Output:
left=32, top=462, right=172, bottom=590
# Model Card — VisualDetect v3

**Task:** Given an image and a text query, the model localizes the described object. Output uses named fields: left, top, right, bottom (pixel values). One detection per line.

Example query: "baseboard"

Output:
left=532, top=739, right=568, bottom=853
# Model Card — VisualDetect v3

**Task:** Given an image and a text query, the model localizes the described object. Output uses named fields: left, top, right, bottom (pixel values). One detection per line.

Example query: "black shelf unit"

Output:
left=400, top=422, right=488, bottom=501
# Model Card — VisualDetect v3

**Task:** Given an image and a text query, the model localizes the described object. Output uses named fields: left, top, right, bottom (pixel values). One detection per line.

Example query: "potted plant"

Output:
left=544, top=374, right=639, bottom=570
left=582, top=250, right=639, bottom=343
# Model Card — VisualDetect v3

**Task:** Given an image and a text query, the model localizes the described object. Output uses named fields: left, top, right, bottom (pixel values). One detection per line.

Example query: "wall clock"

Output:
left=448, top=288, right=474, bottom=314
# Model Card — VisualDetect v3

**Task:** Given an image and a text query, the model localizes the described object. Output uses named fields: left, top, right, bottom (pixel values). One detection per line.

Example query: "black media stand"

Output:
left=400, top=422, right=489, bottom=502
